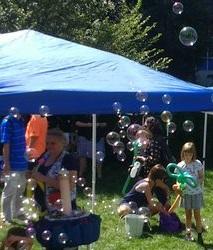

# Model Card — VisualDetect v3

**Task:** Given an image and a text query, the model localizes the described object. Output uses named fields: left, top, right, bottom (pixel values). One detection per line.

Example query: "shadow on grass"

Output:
left=203, top=243, right=213, bottom=250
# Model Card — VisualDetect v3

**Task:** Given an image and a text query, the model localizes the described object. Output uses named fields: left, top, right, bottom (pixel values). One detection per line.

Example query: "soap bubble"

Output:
left=127, top=124, right=142, bottom=141
left=117, top=152, right=126, bottom=162
left=118, top=116, right=131, bottom=128
left=113, top=141, right=125, bottom=154
left=128, top=201, right=138, bottom=214
left=139, top=105, right=150, bottom=115
left=26, top=226, right=36, bottom=238
left=160, top=110, right=173, bottom=123
left=138, top=207, right=150, bottom=217
left=112, top=102, right=122, bottom=114
left=202, top=218, right=209, bottom=231
left=39, top=105, right=50, bottom=117
left=183, top=120, right=194, bottom=132
left=25, top=147, right=37, bottom=162
left=106, top=132, right=120, bottom=146
left=136, top=91, right=148, bottom=102
left=27, top=178, right=37, bottom=191
left=41, top=230, right=52, bottom=241
left=17, top=240, right=27, bottom=250
left=9, top=106, right=20, bottom=118
left=126, top=141, right=134, bottom=151
left=77, top=177, right=86, bottom=187
left=167, top=122, right=177, bottom=133
left=96, top=151, right=105, bottom=163
left=179, top=26, right=198, bottom=46
left=83, top=187, right=92, bottom=197
left=162, top=94, right=172, bottom=104
left=172, top=2, right=183, bottom=15
left=58, top=233, right=68, bottom=244
left=59, top=168, right=69, bottom=177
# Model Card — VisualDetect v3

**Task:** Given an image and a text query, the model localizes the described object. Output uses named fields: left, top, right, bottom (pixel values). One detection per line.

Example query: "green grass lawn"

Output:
left=1, top=162, right=213, bottom=250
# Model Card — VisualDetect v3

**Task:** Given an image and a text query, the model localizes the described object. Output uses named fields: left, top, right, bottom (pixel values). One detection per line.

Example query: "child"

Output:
left=0, top=226, right=33, bottom=250
left=117, top=164, right=170, bottom=218
left=177, top=142, right=204, bottom=245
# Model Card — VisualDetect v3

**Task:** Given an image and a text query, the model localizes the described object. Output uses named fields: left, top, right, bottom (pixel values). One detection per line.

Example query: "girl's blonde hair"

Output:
left=180, top=142, right=197, bottom=161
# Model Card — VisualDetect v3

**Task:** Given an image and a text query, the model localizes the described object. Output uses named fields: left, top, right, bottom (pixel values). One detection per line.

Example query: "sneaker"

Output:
left=185, top=233, right=194, bottom=241
left=197, top=233, right=204, bottom=245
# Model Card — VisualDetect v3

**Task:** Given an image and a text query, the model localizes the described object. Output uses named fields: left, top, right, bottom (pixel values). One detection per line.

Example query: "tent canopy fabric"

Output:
left=0, top=29, right=212, bottom=115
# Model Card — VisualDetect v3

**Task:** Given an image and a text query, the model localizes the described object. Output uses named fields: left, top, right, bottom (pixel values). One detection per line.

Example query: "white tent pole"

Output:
left=166, top=122, right=169, bottom=145
left=91, top=114, right=96, bottom=213
left=202, top=112, right=208, bottom=169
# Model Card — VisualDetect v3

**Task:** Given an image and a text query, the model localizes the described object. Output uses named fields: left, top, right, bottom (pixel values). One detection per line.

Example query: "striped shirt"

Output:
left=0, top=115, right=27, bottom=171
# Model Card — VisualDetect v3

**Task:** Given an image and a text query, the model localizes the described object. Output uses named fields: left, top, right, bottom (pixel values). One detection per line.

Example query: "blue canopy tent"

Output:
left=0, top=30, right=213, bottom=208
left=0, top=29, right=212, bottom=114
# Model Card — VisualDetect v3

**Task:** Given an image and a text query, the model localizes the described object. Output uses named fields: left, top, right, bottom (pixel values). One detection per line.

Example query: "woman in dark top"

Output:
left=32, top=128, right=79, bottom=213
left=117, top=164, right=170, bottom=218
left=136, top=116, right=174, bottom=177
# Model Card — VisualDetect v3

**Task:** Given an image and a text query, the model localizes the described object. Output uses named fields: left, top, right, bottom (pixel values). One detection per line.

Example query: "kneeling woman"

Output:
left=118, top=164, right=170, bottom=218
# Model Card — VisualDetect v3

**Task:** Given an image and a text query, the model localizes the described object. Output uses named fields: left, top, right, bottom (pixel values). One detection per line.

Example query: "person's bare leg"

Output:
left=194, top=209, right=204, bottom=245
left=185, top=209, right=192, bottom=230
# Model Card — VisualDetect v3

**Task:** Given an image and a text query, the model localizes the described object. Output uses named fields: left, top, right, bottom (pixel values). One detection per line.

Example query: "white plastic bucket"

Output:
left=124, top=214, right=145, bottom=237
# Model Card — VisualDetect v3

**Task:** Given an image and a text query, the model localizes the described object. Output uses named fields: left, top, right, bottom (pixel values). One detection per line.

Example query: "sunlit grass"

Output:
left=0, top=164, right=213, bottom=250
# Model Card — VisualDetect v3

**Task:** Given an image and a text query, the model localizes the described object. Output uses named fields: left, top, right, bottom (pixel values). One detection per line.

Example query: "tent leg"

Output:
left=92, top=114, right=96, bottom=213
left=202, top=112, right=208, bottom=169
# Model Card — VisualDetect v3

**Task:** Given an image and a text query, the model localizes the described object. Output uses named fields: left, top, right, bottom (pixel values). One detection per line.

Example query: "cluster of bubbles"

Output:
left=8, top=104, right=51, bottom=118
left=19, top=197, right=39, bottom=222
left=75, top=177, right=93, bottom=198
left=160, top=109, right=194, bottom=133
left=108, top=94, right=195, bottom=164
left=172, top=2, right=198, bottom=47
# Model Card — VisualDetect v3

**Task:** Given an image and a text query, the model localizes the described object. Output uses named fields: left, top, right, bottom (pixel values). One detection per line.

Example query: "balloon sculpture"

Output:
left=166, top=163, right=197, bottom=213
left=122, top=139, right=142, bottom=195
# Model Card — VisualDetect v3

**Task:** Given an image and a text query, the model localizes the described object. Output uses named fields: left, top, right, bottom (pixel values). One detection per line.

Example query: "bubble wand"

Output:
left=122, top=140, right=142, bottom=195
left=166, top=163, right=197, bottom=213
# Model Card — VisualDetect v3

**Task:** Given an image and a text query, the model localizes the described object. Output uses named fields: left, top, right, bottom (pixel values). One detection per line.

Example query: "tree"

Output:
left=0, top=0, right=171, bottom=70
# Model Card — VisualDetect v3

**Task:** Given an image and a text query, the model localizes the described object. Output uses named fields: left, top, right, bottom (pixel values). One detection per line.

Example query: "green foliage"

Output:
left=1, top=165, right=213, bottom=249
left=0, top=0, right=171, bottom=70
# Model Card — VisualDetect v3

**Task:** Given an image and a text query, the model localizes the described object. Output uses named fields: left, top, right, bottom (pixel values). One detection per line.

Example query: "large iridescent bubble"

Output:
left=39, top=105, right=50, bottom=117
left=113, top=141, right=125, bottom=154
left=96, top=151, right=105, bottom=163
left=136, top=91, right=148, bottom=102
left=160, top=110, right=173, bottom=123
left=118, top=116, right=131, bottom=128
left=167, top=122, right=177, bottom=134
left=41, top=230, right=52, bottom=241
left=112, top=102, right=122, bottom=115
left=172, top=2, right=183, bottom=15
left=117, top=152, right=126, bottom=162
left=126, top=141, right=134, bottom=151
left=58, top=233, right=68, bottom=244
left=162, top=94, right=172, bottom=105
left=9, top=106, right=20, bottom=118
left=139, top=105, right=150, bottom=115
left=179, top=27, right=198, bottom=46
left=183, top=120, right=194, bottom=132
left=106, top=131, right=120, bottom=146
left=126, top=124, right=142, bottom=141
